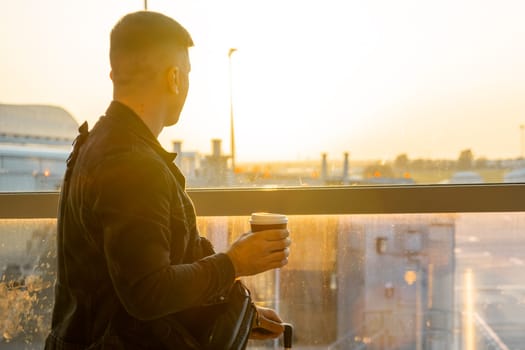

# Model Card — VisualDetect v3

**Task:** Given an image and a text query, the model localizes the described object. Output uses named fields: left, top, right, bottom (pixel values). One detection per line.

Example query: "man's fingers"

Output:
left=250, top=308, right=284, bottom=340
left=262, top=247, right=289, bottom=263
left=227, top=228, right=291, bottom=277
left=265, top=238, right=291, bottom=253
left=267, top=257, right=289, bottom=269
left=259, top=307, right=283, bottom=324
left=254, top=229, right=289, bottom=241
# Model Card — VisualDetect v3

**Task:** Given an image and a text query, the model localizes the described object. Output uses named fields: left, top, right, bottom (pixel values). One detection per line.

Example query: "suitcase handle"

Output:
left=283, top=323, right=293, bottom=349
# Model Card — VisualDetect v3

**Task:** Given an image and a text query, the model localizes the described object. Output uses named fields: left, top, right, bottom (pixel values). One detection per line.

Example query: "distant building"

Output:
left=173, top=139, right=233, bottom=187
left=200, top=139, right=231, bottom=186
left=0, top=104, right=78, bottom=191
left=504, top=167, right=525, bottom=183
left=445, top=171, right=484, bottom=184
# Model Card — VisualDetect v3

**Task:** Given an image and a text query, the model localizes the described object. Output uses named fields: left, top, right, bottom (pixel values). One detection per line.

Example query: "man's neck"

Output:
left=113, top=96, right=164, bottom=137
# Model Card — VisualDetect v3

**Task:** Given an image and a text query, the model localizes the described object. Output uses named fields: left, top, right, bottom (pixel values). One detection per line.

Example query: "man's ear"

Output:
left=167, top=66, right=180, bottom=95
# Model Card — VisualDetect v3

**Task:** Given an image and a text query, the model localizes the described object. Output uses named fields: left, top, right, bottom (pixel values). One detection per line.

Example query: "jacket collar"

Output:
left=104, top=100, right=177, bottom=163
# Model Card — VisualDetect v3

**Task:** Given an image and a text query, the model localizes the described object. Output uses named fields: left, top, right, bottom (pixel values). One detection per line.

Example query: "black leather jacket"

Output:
left=45, top=101, right=235, bottom=349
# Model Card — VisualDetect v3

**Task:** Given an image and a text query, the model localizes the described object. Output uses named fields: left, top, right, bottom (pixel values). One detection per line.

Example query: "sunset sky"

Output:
left=1, top=0, right=525, bottom=162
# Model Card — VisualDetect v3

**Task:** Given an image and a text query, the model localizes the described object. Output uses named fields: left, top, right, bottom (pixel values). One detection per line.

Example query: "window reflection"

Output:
left=1, top=213, right=525, bottom=348
left=0, top=219, right=56, bottom=346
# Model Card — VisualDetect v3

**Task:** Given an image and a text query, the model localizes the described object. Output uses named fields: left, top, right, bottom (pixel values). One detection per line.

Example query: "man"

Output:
left=45, top=11, right=291, bottom=349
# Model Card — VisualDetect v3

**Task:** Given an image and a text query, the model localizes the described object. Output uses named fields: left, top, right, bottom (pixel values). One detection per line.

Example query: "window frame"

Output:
left=1, top=184, right=524, bottom=219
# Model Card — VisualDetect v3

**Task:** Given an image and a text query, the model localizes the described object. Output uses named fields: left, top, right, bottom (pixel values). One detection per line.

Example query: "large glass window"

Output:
left=0, top=219, right=56, bottom=347
left=2, top=1, right=525, bottom=191
left=2, top=211, right=525, bottom=349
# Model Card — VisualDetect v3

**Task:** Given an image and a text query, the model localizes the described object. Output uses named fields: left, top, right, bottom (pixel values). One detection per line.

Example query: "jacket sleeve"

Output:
left=193, top=236, right=215, bottom=259
left=92, top=153, right=235, bottom=321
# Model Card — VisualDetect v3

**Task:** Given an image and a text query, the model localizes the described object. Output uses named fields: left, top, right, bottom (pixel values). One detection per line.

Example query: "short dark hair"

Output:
left=110, top=11, right=193, bottom=86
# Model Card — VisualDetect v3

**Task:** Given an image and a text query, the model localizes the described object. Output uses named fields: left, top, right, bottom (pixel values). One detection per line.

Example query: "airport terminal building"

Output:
left=0, top=104, right=78, bottom=191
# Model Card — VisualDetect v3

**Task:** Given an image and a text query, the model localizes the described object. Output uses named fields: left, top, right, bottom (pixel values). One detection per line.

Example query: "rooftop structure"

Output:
left=0, top=104, right=78, bottom=146
left=0, top=104, right=78, bottom=191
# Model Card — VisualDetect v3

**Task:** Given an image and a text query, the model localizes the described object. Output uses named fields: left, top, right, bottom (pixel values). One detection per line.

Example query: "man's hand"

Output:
left=250, top=306, right=284, bottom=340
left=226, top=229, right=291, bottom=277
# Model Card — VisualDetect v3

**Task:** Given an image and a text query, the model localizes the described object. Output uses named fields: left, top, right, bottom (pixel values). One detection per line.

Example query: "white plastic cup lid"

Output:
left=250, top=212, right=288, bottom=225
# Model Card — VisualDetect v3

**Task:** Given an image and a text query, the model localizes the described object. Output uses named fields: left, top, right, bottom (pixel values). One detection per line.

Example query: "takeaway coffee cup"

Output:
left=250, top=212, right=288, bottom=232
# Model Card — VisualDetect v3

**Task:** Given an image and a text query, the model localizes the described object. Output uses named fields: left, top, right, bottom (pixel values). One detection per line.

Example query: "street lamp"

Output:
left=228, top=48, right=237, bottom=172
left=520, top=124, right=525, bottom=159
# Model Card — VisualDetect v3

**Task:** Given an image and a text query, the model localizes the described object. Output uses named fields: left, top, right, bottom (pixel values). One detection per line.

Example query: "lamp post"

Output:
left=144, top=0, right=148, bottom=10
left=520, top=124, right=525, bottom=159
left=228, top=48, right=237, bottom=172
